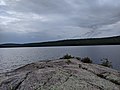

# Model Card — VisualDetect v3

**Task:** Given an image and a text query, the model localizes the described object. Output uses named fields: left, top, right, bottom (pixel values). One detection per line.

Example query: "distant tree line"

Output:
left=0, top=36, right=120, bottom=48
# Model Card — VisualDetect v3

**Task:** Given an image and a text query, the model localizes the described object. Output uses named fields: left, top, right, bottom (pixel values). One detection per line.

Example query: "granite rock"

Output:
left=0, top=59, right=120, bottom=90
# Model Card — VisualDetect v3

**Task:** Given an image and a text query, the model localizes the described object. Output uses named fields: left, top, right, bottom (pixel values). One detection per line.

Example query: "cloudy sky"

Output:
left=0, top=0, right=120, bottom=43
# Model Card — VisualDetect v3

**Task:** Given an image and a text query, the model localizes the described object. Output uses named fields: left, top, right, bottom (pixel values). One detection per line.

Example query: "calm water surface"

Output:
left=0, top=45, right=120, bottom=73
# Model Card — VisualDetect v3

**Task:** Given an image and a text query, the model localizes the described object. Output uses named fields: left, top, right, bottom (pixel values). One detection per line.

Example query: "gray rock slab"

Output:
left=0, top=59, right=120, bottom=90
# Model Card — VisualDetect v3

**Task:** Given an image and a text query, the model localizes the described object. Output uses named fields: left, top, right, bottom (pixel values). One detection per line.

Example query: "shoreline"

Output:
left=0, top=44, right=120, bottom=48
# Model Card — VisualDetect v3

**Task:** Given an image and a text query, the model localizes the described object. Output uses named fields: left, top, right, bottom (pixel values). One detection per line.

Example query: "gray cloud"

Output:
left=0, top=0, right=120, bottom=43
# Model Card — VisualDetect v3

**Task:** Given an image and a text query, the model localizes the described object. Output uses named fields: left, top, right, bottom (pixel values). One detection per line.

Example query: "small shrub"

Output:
left=81, top=57, right=92, bottom=63
left=65, top=59, right=71, bottom=65
left=76, top=57, right=81, bottom=60
left=100, top=58, right=113, bottom=68
left=60, top=54, right=74, bottom=59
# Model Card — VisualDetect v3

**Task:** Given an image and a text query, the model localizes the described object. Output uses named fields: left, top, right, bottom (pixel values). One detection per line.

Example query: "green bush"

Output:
left=100, top=58, right=113, bottom=68
left=65, top=59, right=72, bottom=65
left=81, top=57, right=92, bottom=63
left=76, top=57, right=81, bottom=60
left=60, top=54, right=74, bottom=59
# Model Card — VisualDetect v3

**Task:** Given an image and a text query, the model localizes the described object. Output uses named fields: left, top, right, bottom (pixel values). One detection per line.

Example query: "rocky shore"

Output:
left=0, top=59, right=120, bottom=90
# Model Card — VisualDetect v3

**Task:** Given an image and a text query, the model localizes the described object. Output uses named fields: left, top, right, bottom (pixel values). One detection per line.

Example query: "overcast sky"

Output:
left=0, top=0, right=120, bottom=43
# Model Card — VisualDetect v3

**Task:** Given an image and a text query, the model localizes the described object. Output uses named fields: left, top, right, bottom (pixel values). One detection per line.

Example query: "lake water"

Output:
left=0, top=45, right=120, bottom=73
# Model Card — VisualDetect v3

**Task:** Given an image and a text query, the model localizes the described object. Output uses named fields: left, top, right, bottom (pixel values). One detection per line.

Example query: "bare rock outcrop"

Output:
left=0, top=59, right=120, bottom=90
